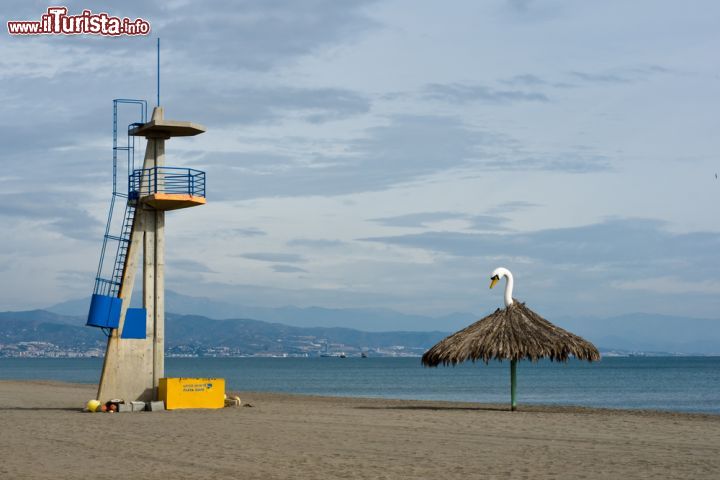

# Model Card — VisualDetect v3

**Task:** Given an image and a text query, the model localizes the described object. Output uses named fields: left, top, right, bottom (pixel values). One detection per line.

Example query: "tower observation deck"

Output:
left=129, top=118, right=207, bottom=211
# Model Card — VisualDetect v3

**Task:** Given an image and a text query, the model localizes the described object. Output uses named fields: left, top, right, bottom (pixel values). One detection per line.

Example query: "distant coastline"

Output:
left=1, top=346, right=717, bottom=359
left=2, top=307, right=719, bottom=358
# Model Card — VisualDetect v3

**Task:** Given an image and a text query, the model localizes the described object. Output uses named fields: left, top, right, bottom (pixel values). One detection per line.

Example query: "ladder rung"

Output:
left=105, top=235, right=129, bottom=243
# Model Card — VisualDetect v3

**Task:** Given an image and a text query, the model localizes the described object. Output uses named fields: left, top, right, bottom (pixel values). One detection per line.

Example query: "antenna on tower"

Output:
left=156, top=37, right=160, bottom=107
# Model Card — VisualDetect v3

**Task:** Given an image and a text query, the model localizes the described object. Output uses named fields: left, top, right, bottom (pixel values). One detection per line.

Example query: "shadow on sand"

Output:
left=0, top=406, right=81, bottom=412
left=354, top=405, right=510, bottom=412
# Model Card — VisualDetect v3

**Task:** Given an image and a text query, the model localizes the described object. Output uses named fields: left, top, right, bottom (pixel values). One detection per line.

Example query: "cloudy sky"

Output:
left=1, top=0, right=719, bottom=322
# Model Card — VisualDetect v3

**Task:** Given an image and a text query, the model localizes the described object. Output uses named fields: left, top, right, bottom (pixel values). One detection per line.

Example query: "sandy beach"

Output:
left=1, top=380, right=718, bottom=479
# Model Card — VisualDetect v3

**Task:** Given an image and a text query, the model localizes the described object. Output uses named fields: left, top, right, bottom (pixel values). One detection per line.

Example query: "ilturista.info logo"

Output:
left=7, top=6, right=151, bottom=36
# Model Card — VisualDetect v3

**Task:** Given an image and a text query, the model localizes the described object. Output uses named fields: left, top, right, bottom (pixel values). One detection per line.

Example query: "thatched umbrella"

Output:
left=422, top=267, right=600, bottom=411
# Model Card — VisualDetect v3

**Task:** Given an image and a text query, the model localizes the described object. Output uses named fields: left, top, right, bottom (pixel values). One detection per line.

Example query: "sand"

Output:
left=1, top=380, right=719, bottom=479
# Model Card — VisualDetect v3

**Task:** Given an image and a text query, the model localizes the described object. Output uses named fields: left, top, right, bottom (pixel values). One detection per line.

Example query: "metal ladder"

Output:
left=106, top=201, right=137, bottom=296
left=92, top=99, right=147, bottom=298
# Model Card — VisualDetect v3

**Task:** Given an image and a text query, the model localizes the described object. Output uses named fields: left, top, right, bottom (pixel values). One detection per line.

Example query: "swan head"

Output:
left=489, top=267, right=511, bottom=289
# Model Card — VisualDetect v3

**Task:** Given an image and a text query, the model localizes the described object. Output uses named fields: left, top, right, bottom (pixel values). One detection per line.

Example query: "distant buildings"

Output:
left=0, top=341, right=103, bottom=358
left=0, top=335, right=427, bottom=358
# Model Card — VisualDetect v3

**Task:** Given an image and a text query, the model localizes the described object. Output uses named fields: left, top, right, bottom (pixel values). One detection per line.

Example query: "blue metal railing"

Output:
left=129, top=166, right=206, bottom=198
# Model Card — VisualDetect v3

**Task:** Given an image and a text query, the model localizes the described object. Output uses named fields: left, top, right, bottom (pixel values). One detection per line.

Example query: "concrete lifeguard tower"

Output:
left=86, top=99, right=206, bottom=403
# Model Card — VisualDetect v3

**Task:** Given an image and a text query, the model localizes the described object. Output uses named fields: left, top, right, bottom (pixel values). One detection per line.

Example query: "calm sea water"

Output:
left=1, top=357, right=718, bottom=414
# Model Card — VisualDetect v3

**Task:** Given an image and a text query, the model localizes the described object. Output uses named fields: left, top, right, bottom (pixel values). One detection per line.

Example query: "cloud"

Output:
left=424, top=83, right=549, bottom=104
left=501, top=74, right=547, bottom=86
left=506, top=0, right=534, bottom=13
left=569, top=65, right=671, bottom=85
left=357, top=218, right=720, bottom=317
left=368, top=211, right=513, bottom=232
left=360, top=218, right=720, bottom=274
left=156, top=0, right=380, bottom=72
left=0, top=192, right=104, bottom=241
left=486, top=201, right=540, bottom=214
left=55, top=269, right=94, bottom=285
left=202, top=114, right=495, bottom=199
left=201, top=114, right=611, bottom=202
left=368, top=212, right=467, bottom=228
left=570, top=71, right=632, bottom=84
left=287, top=238, right=346, bottom=248
left=239, top=252, right=305, bottom=263
left=2, top=0, right=379, bottom=73
left=615, top=277, right=720, bottom=295
left=271, top=265, right=308, bottom=273
left=478, top=151, right=612, bottom=173
left=167, top=259, right=215, bottom=274
left=233, top=227, right=267, bottom=237
left=167, top=85, right=371, bottom=127
left=500, top=74, right=575, bottom=89
left=466, top=215, right=510, bottom=231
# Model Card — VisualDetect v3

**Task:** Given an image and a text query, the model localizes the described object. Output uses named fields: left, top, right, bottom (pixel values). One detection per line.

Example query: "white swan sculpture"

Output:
left=489, top=266, right=514, bottom=307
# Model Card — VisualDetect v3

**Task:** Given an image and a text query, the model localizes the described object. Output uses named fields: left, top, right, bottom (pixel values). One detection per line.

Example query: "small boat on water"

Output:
left=320, top=349, right=347, bottom=358
left=360, top=352, right=368, bottom=358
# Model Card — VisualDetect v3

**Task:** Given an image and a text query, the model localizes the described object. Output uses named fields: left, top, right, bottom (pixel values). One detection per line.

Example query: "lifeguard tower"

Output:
left=86, top=99, right=206, bottom=403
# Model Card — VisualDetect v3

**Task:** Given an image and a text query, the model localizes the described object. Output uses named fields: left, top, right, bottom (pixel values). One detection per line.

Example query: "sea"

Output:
left=1, top=356, right=718, bottom=414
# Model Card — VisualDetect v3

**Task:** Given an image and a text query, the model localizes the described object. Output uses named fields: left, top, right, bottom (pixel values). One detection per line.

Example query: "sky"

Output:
left=1, top=0, right=719, bottom=322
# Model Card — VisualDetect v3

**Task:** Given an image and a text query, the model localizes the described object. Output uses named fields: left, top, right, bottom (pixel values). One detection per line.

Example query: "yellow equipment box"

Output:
left=158, top=378, right=225, bottom=410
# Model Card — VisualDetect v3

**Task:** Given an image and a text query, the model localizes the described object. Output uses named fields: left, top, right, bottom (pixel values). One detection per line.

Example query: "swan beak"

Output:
left=489, top=276, right=499, bottom=289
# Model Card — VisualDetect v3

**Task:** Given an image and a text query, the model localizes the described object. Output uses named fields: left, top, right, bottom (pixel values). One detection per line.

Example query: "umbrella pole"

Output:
left=510, top=359, right=517, bottom=411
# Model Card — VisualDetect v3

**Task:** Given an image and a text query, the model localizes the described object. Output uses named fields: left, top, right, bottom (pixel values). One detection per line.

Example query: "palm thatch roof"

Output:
left=422, top=300, right=600, bottom=367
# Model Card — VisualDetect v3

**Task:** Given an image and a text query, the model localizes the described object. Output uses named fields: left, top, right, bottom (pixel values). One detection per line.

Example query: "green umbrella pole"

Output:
left=510, top=359, right=517, bottom=411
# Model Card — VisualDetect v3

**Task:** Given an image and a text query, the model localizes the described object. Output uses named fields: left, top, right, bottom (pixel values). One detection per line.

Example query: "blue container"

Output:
left=121, top=308, right=147, bottom=339
left=86, top=294, right=121, bottom=329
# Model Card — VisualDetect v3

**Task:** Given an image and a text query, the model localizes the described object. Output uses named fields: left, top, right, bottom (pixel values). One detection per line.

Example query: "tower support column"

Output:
left=153, top=209, right=165, bottom=394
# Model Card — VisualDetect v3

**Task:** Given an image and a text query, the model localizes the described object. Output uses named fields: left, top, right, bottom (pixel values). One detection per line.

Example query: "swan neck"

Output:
left=503, top=272, right=514, bottom=307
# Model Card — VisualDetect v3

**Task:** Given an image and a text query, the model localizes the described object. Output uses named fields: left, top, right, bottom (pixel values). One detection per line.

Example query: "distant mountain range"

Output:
left=0, top=291, right=716, bottom=356
left=0, top=310, right=104, bottom=349
left=555, top=313, right=720, bottom=355
left=0, top=309, right=447, bottom=357
left=47, top=291, right=477, bottom=332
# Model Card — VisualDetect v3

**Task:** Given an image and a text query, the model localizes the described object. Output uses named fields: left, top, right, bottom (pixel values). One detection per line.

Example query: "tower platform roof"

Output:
left=129, top=119, right=206, bottom=139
